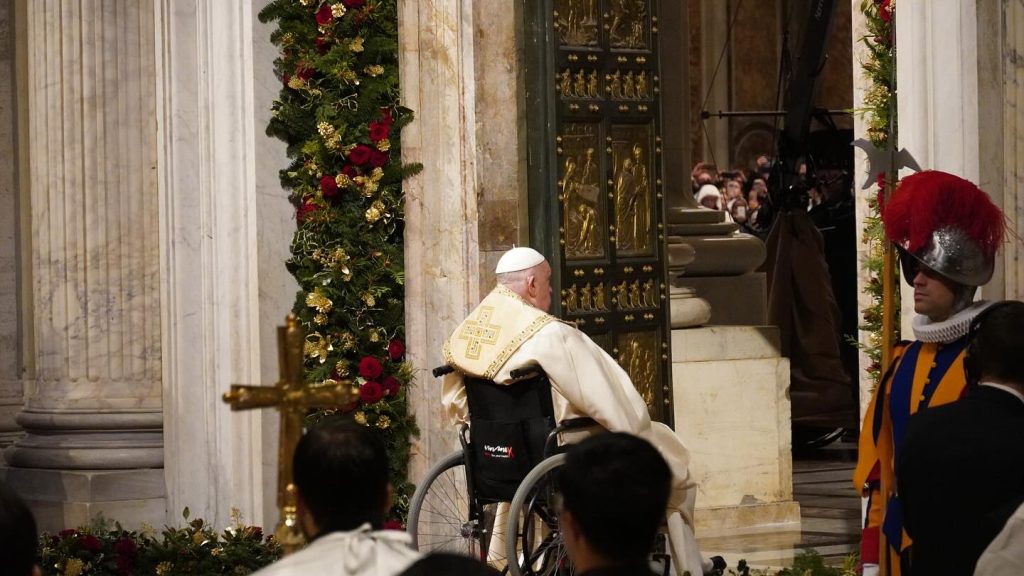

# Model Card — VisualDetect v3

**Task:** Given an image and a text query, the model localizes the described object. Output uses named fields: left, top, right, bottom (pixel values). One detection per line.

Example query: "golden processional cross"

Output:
left=222, top=314, right=358, bottom=554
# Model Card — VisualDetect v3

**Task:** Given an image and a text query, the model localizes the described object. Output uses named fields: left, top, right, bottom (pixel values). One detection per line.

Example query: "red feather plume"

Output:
left=880, top=170, right=1004, bottom=258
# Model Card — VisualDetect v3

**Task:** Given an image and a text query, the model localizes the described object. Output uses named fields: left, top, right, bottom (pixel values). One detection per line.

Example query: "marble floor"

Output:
left=697, top=440, right=861, bottom=571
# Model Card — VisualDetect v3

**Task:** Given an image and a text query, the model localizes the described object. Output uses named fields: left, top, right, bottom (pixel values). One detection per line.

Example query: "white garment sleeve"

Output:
left=514, top=322, right=651, bottom=435
left=440, top=371, right=469, bottom=426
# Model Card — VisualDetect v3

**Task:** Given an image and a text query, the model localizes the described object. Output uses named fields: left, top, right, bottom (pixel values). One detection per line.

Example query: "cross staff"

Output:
left=223, top=314, right=358, bottom=554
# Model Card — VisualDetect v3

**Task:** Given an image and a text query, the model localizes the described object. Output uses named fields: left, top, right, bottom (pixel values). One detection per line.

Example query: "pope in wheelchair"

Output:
left=433, top=247, right=710, bottom=576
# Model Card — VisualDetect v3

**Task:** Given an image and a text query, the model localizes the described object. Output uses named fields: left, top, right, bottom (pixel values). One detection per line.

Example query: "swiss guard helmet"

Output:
left=881, top=171, right=1005, bottom=310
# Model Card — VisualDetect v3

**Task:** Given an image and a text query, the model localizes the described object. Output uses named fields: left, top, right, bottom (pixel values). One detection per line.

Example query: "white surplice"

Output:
left=441, top=286, right=704, bottom=576
left=251, top=524, right=421, bottom=576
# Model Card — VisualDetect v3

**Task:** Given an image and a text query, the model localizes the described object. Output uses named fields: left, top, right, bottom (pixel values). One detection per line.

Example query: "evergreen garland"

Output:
left=259, top=0, right=421, bottom=523
left=856, top=0, right=897, bottom=386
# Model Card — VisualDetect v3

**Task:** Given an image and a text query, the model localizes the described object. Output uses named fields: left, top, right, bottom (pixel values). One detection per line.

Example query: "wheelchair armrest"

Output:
left=544, top=417, right=602, bottom=457
left=432, top=365, right=455, bottom=378
left=509, top=366, right=543, bottom=380
left=555, top=417, right=598, bottom=433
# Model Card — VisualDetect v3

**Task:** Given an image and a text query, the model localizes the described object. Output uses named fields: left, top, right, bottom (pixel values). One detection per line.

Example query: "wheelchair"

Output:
left=407, top=365, right=677, bottom=576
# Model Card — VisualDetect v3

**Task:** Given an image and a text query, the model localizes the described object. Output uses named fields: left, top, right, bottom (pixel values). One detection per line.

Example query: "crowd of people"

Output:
left=691, top=156, right=772, bottom=233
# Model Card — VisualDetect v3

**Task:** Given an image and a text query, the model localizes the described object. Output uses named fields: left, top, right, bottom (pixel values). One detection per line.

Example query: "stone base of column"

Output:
left=672, top=326, right=800, bottom=536
left=673, top=273, right=767, bottom=325
left=0, top=467, right=166, bottom=532
left=694, top=501, right=802, bottom=537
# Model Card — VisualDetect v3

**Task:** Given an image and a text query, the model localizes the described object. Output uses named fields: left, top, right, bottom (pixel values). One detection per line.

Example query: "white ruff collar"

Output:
left=912, top=300, right=995, bottom=343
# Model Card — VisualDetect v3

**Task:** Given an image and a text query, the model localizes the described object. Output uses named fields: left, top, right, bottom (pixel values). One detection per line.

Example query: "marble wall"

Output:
left=400, top=0, right=484, bottom=480
left=251, top=0, right=298, bottom=529
left=983, top=0, right=1024, bottom=301
left=472, top=1, right=527, bottom=287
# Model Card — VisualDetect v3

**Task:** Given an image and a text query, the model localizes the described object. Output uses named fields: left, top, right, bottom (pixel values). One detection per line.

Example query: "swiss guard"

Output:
left=853, top=170, right=1006, bottom=576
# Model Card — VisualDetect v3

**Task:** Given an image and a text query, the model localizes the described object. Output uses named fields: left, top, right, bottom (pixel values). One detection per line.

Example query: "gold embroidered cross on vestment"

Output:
left=458, top=305, right=502, bottom=359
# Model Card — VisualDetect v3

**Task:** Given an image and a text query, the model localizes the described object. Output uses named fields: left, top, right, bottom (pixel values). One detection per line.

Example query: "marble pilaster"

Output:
left=400, top=0, right=483, bottom=482
left=0, top=0, right=22, bottom=452
left=895, top=0, right=982, bottom=333
left=156, top=0, right=293, bottom=529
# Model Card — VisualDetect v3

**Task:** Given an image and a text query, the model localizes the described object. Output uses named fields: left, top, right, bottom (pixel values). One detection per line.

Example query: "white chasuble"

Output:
left=441, top=286, right=695, bottom=518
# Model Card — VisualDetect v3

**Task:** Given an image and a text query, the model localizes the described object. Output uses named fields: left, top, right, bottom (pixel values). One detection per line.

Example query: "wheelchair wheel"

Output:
left=505, top=453, right=570, bottom=576
left=408, top=451, right=479, bottom=555
left=408, top=451, right=509, bottom=568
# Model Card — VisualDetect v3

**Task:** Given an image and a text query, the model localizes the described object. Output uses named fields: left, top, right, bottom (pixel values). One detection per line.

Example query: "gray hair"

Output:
left=496, top=268, right=532, bottom=287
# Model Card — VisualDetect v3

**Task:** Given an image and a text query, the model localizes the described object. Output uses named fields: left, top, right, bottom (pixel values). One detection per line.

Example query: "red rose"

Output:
left=316, top=3, right=333, bottom=25
left=114, top=536, right=138, bottom=557
left=282, top=73, right=291, bottom=86
left=380, top=108, right=394, bottom=126
left=343, top=0, right=366, bottom=7
left=296, top=64, right=315, bottom=81
left=359, top=356, right=384, bottom=379
left=383, top=519, right=403, bottom=530
left=297, top=200, right=318, bottom=224
left=382, top=376, right=401, bottom=397
left=368, top=121, right=389, bottom=141
left=320, top=175, right=339, bottom=198
left=387, top=338, right=405, bottom=360
left=879, top=0, right=892, bottom=22
left=876, top=172, right=887, bottom=191
left=80, top=534, right=103, bottom=552
left=348, top=144, right=373, bottom=165
left=341, top=164, right=359, bottom=178
left=359, top=381, right=383, bottom=403
left=315, top=36, right=331, bottom=54
left=369, top=149, right=389, bottom=168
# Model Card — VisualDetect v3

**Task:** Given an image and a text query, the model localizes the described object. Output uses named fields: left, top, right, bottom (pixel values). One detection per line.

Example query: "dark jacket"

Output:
left=898, top=385, right=1024, bottom=575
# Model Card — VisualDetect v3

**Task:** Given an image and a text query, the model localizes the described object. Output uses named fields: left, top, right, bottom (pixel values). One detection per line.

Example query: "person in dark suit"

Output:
left=898, top=301, right=1024, bottom=576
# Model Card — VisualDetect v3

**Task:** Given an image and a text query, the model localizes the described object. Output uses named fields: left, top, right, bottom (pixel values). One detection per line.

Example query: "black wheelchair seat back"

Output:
left=464, top=371, right=556, bottom=502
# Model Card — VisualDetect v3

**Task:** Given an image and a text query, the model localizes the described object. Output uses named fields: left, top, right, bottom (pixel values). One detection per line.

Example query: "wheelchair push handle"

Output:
left=431, top=364, right=544, bottom=380
left=431, top=365, right=455, bottom=378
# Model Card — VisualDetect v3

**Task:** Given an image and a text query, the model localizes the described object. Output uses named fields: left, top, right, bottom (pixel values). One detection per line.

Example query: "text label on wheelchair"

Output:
left=483, top=444, right=515, bottom=459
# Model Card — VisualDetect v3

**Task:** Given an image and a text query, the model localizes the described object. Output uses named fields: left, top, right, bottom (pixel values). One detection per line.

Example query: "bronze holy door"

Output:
left=526, top=0, right=672, bottom=424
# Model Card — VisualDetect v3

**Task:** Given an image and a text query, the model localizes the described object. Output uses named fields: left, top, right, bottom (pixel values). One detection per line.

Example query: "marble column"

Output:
left=0, top=0, right=22, bottom=452
left=156, top=0, right=294, bottom=530
left=2, top=0, right=165, bottom=530
left=399, top=0, right=484, bottom=482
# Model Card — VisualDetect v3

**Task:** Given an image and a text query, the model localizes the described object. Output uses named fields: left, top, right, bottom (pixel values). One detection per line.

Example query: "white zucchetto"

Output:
left=495, top=246, right=546, bottom=274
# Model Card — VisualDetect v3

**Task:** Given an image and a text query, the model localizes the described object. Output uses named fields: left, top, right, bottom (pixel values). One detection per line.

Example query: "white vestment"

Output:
left=251, top=525, right=421, bottom=576
left=441, top=286, right=704, bottom=576
left=975, top=501, right=1024, bottom=576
